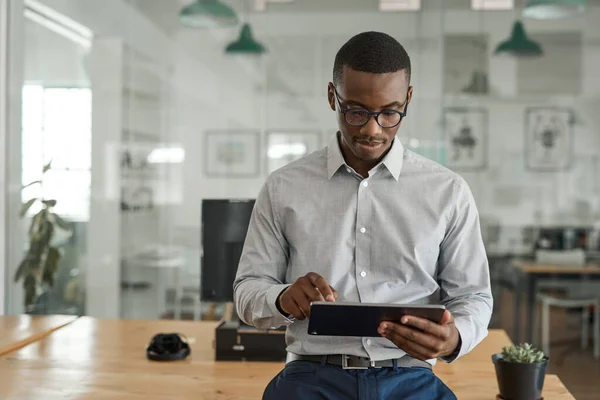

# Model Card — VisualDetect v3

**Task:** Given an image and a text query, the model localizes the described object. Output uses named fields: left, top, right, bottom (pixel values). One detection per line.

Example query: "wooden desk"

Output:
left=0, top=318, right=574, bottom=399
left=514, top=260, right=600, bottom=275
left=0, top=315, right=78, bottom=357
left=511, top=259, right=600, bottom=343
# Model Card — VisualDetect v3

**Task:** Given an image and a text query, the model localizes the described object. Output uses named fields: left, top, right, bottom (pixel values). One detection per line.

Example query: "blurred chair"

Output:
left=538, top=293, right=599, bottom=359
left=534, top=248, right=599, bottom=359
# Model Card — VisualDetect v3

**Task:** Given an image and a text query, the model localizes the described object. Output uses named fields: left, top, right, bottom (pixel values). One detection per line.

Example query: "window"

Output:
left=471, top=0, right=514, bottom=10
left=379, top=0, right=421, bottom=11
left=21, top=84, right=92, bottom=221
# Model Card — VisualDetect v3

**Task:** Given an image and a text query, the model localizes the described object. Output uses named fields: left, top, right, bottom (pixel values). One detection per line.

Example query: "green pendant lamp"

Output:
left=494, top=21, right=543, bottom=57
left=225, top=23, right=267, bottom=54
left=179, top=0, right=239, bottom=28
left=523, top=0, right=586, bottom=19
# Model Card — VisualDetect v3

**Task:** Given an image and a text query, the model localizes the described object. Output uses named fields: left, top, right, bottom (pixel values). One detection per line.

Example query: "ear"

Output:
left=327, top=82, right=336, bottom=111
left=407, top=85, right=414, bottom=105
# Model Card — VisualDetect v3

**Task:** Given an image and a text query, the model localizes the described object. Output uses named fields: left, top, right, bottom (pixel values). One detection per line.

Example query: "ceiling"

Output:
left=128, top=0, right=600, bottom=36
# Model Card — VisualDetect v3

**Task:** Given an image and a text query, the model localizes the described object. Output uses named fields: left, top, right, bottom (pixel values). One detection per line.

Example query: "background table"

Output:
left=511, top=259, right=600, bottom=343
left=0, top=317, right=574, bottom=399
left=0, top=314, right=78, bottom=357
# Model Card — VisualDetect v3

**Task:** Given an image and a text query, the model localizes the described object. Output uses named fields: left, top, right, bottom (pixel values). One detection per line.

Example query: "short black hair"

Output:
left=333, top=31, right=411, bottom=86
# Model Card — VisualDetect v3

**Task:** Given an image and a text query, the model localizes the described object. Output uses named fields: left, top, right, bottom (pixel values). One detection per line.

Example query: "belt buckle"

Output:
left=341, top=355, right=374, bottom=370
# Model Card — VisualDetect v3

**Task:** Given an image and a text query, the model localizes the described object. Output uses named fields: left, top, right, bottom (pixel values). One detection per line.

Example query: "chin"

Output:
left=352, top=141, right=389, bottom=160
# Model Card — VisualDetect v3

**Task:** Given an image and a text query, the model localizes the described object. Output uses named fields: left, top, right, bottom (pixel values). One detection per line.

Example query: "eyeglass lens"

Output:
left=345, top=109, right=402, bottom=128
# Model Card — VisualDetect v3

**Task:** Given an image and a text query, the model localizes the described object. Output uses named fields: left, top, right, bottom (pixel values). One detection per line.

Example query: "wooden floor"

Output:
left=493, top=290, right=600, bottom=400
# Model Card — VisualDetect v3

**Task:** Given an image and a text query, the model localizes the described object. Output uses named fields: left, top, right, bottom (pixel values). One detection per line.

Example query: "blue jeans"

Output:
left=262, top=360, right=457, bottom=400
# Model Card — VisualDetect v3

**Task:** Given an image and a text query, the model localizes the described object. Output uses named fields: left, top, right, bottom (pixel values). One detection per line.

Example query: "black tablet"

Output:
left=307, top=301, right=446, bottom=337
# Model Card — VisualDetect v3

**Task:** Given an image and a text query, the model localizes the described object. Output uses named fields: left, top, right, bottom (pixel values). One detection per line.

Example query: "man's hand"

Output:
left=277, top=272, right=338, bottom=320
left=377, top=310, right=460, bottom=361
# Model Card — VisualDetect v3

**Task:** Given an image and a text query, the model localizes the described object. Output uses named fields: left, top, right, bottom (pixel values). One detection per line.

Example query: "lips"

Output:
left=356, top=140, right=384, bottom=150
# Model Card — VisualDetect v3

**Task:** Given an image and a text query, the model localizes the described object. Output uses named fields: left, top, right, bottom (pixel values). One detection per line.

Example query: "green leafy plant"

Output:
left=14, top=162, right=71, bottom=311
left=501, top=343, right=546, bottom=363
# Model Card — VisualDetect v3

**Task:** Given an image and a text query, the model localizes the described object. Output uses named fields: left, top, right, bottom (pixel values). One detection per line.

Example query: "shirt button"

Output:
left=366, top=339, right=372, bottom=346
left=362, top=181, right=368, bottom=187
left=360, top=227, right=366, bottom=233
left=360, top=271, right=367, bottom=278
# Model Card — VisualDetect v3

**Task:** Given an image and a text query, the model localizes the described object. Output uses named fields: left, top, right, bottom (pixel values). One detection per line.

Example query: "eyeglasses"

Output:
left=334, top=87, right=408, bottom=128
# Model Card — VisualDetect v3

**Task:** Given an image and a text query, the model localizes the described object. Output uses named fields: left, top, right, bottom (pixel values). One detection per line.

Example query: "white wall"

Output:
left=23, top=17, right=89, bottom=86
left=4, top=0, right=25, bottom=314
left=0, top=0, right=9, bottom=315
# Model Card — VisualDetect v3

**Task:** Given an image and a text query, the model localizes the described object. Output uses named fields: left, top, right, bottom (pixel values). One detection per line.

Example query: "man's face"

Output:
left=328, top=66, right=413, bottom=162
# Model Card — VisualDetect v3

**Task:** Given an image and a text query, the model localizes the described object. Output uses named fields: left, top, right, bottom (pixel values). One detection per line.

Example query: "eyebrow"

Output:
left=344, top=98, right=404, bottom=110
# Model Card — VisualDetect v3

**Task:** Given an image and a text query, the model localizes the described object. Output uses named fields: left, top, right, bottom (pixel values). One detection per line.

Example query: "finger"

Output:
left=399, top=316, right=449, bottom=340
left=379, top=323, right=442, bottom=360
left=394, top=337, right=438, bottom=361
left=439, top=310, right=454, bottom=325
left=379, top=322, right=444, bottom=353
left=295, top=294, right=312, bottom=318
left=329, top=286, right=339, bottom=301
left=306, top=272, right=335, bottom=302
left=281, top=297, right=305, bottom=320
left=298, top=279, right=325, bottom=302
left=280, top=288, right=310, bottom=320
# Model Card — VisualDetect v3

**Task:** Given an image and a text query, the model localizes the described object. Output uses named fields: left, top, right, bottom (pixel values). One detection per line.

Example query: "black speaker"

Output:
left=201, top=199, right=255, bottom=302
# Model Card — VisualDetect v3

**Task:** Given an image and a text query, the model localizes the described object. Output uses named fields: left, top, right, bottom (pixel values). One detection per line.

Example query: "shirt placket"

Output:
left=355, top=174, right=374, bottom=356
left=355, top=176, right=371, bottom=301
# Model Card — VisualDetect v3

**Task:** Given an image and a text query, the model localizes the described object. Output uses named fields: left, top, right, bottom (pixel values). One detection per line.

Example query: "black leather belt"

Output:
left=286, top=353, right=432, bottom=370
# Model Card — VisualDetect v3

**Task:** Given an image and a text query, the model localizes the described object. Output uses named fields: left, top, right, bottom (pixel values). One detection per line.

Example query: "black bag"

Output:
left=146, top=333, right=191, bottom=361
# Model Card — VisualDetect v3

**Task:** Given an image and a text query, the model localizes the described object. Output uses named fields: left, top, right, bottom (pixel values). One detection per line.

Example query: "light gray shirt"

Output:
left=233, top=132, right=493, bottom=365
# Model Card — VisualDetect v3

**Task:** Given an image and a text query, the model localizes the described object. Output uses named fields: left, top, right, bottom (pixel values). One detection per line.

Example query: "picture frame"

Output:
left=266, top=130, right=322, bottom=174
left=204, top=131, right=260, bottom=178
left=443, top=107, right=488, bottom=171
left=524, top=107, right=574, bottom=172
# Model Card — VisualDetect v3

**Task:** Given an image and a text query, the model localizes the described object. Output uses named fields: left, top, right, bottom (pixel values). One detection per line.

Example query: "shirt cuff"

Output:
left=440, top=317, right=472, bottom=363
left=265, top=284, right=294, bottom=327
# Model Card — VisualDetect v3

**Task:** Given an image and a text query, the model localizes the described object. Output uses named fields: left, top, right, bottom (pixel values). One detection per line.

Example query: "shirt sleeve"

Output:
left=437, top=177, right=493, bottom=363
left=233, top=179, right=294, bottom=329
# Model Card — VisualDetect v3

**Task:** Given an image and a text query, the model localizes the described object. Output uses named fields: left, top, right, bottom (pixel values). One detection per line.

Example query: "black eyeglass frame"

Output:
left=333, top=87, right=409, bottom=128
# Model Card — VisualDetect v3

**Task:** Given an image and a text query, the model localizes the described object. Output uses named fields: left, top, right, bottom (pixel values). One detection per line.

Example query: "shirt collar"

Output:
left=327, top=132, right=404, bottom=181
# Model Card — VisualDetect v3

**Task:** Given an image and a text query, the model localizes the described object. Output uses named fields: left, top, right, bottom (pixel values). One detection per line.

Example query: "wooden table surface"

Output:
left=0, top=317, right=574, bottom=399
left=513, top=259, right=600, bottom=274
left=0, top=314, right=78, bottom=357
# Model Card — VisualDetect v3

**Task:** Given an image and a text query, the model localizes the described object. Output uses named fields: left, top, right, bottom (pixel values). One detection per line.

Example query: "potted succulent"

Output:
left=492, top=343, right=548, bottom=400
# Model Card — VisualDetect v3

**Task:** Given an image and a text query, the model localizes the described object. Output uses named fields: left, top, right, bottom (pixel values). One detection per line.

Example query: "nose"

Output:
left=359, top=114, right=382, bottom=138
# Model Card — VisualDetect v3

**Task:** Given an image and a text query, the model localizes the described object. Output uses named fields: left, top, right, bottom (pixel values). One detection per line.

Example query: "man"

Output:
left=233, top=31, right=493, bottom=399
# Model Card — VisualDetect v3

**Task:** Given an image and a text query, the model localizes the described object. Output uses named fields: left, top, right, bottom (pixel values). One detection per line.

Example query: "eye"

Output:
left=348, top=109, right=367, bottom=118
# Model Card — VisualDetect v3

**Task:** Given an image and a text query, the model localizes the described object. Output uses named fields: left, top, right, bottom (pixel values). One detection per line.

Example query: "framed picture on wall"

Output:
left=266, top=131, right=321, bottom=174
left=525, top=107, right=574, bottom=172
left=204, top=131, right=260, bottom=178
left=443, top=107, right=488, bottom=171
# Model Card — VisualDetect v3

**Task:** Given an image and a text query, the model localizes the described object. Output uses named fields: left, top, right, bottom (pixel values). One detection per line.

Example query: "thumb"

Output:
left=329, top=286, right=339, bottom=301
left=440, top=310, right=454, bottom=325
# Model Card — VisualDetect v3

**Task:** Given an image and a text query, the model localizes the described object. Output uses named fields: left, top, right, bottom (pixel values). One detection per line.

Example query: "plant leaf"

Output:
left=23, top=274, right=37, bottom=307
left=42, top=247, right=61, bottom=287
left=29, top=209, right=45, bottom=238
left=42, top=199, right=57, bottom=207
left=20, top=198, right=37, bottom=217
left=43, top=161, right=52, bottom=173
left=14, top=258, right=31, bottom=282
left=52, top=213, right=71, bottom=231
left=22, top=180, right=41, bottom=190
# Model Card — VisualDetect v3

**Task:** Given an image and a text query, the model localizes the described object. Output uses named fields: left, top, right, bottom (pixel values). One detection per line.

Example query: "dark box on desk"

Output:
left=215, top=321, right=287, bottom=362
